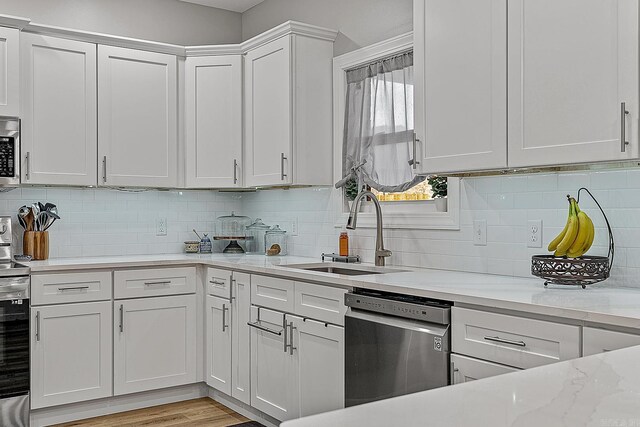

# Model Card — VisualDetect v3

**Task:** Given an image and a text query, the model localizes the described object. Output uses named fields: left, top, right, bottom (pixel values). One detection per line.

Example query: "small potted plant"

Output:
left=428, top=176, right=448, bottom=212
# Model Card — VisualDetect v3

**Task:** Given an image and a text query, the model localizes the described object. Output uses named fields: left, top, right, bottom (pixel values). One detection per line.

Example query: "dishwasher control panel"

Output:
left=345, top=289, right=451, bottom=324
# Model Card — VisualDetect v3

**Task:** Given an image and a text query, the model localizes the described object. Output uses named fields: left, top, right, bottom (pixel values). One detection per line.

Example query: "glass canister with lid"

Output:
left=245, top=218, right=271, bottom=254
left=265, top=225, right=287, bottom=256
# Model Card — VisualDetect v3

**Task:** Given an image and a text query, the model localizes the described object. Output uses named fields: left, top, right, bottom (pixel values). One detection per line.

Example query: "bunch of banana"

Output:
left=547, top=196, right=595, bottom=258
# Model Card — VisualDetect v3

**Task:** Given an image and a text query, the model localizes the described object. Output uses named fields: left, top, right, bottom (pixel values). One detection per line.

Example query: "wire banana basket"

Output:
left=531, top=187, right=614, bottom=289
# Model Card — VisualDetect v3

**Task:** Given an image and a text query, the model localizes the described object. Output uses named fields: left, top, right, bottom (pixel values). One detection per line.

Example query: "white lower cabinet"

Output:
left=114, top=294, right=197, bottom=395
left=206, top=295, right=232, bottom=394
left=249, top=304, right=344, bottom=422
left=450, top=354, right=519, bottom=385
left=31, top=302, right=112, bottom=409
left=205, top=271, right=251, bottom=404
left=583, top=327, right=640, bottom=356
left=295, top=317, right=344, bottom=417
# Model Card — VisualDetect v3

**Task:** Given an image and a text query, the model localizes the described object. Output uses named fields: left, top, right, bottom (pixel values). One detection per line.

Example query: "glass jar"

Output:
left=265, top=225, right=287, bottom=256
left=215, top=212, right=252, bottom=238
left=245, top=218, right=271, bottom=254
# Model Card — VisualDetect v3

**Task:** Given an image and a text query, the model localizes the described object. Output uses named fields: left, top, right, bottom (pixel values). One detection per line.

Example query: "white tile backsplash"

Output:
left=6, top=166, right=640, bottom=288
left=0, top=188, right=242, bottom=258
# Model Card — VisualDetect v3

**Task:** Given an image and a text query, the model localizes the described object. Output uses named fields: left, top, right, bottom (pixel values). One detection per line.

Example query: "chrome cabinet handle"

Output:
left=287, top=321, right=297, bottom=355
left=222, top=303, right=229, bottom=332
left=35, top=311, right=40, bottom=341
left=58, top=286, right=90, bottom=291
left=412, top=133, right=420, bottom=169
left=25, top=152, right=30, bottom=180
left=209, top=279, right=225, bottom=286
left=621, top=102, right=630, bottom=152
left=247, top=321, right=283, bottom=336
left=229, top=275, right=236, bottom=301
left=283, top=315, right=288, bottom=352
left=280, top=153, right=287, bottom=181
left=119, top=304, right=124, bottom=333
left=144, top=281, right=171, bottom=286
left=483, top=335, right=526, bottom=347
left=102, top=156, right=107, bottom=183
left=233, top=159, right=238, bottom=184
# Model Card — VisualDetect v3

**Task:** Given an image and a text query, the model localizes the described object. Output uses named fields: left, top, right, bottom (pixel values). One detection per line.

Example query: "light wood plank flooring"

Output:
left=53, top=398, right=251, bottom=427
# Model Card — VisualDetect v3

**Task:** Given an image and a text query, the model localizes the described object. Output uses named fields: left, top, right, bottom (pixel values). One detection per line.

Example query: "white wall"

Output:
left=1, top=188, right=242, bottom=258
left=241, top=0, right=413, bottom=56
left=241, top=168, right=640, bottom=289
left=0, top=0, right=242, bottom=45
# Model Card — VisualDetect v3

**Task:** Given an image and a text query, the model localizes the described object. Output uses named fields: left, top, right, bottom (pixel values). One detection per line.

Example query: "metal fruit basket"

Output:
left=531, top=187, right=613, bottom=289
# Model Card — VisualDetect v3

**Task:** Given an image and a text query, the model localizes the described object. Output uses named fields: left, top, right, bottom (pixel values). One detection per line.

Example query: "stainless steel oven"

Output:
left=345, top=288, right=451, bottom=407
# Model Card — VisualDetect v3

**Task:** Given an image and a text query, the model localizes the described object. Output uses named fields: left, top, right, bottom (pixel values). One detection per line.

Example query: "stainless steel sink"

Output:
left=283, top=263, right=406, bottom=276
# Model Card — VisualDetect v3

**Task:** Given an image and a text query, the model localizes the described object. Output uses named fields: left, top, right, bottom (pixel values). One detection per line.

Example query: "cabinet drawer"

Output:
left=31, top=272, right=112, bottom=305
left=583, top=327, right=640, bottom=356
left=452, top=307, right=580, bottom=369
left=207, top=267, right=232, bottom=298
left=451, top=354, right=519, bottom=385
left=294, top=282, right=347, bottom=325
left=114, top=267, right=196, bottom=299
left=251, top=275, right=294, bottom=312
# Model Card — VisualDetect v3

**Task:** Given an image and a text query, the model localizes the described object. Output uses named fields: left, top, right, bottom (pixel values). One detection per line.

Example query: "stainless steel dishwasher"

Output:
left=345, top=288, right=451, bottom=407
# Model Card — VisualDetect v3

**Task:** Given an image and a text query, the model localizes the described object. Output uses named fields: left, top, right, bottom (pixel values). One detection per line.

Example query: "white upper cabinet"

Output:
left=21, top=34, right=97, bottom=186
left=244, top=32, right=334, bottom=187
left=185, top=55, right=242, bottom=188
left=0, top=26, right=19, bottom=117
left=508, top=0, right=639, bottom=167
left=414, top=0, right=507, bottom=174
left=98, top=45, right=178, bottom=188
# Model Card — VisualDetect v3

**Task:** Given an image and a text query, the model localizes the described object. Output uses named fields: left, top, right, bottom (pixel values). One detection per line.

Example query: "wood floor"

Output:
left=53, top=398, right=251, bottom=427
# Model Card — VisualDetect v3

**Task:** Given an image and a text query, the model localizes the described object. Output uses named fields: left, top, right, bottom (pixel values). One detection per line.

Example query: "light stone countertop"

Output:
left=27, top=253, right=640, bottom=329
left=28, top=253, right=640, bottom=425
left=282, top=344, right=640, bottom=427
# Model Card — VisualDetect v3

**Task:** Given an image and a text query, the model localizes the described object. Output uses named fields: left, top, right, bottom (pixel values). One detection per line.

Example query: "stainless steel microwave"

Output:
left=0, top=118, right=19, bottom=188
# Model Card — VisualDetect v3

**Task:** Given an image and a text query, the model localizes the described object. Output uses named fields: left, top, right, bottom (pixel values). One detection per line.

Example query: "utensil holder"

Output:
left=23, top=231, right=35, bottom=258
left=33, top=231, right=49, bottom=260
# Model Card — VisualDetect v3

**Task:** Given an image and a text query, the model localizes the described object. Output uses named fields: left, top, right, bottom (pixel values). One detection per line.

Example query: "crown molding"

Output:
left=22, top=22, right=187, bottom=56
left=0, top=14, right=337, bottom=57
left=184, top=43, right=244, bottom=56
left=240, top=20, right=338, bottom=52
left=0, top=14, right=31, bottom=30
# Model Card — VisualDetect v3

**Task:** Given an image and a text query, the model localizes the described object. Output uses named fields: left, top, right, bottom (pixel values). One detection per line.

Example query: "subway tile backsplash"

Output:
left=4, top=167, right=640, bottom=288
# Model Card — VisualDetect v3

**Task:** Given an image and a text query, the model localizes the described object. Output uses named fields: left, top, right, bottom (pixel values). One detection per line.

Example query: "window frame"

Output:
left=332, top=32, right=460, bottom=230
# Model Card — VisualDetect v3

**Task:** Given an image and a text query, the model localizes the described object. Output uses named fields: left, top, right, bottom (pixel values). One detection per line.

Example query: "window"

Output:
left=332, top=33, right=460, bottom=230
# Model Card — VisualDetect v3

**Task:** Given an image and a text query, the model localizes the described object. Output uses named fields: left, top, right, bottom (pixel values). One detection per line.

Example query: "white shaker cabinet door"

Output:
left=21, top=34, right=97, bottom=186
left=450, top=354, right=519, bottom=385
left=414, top=0, right=507, bottom=174
left=98, top=45, right=178, bottom=188
left=231, top=272, right=251, bottom=404
left=244, top=36, right=292, bottom=187
left=508, top=0, right=639, bottom=167
left=113, top=295, right=196, bottom=395
left=250, top=306, right=298, bottom=421
left=0, top=26, right=19, bottom=117
left=206, top=295, right=232, bottom=395
left=295, top=317, right=344, bottom=418
left=185, top=55, right=242, bottom=188
left=31, top=302, right=112, bottom=409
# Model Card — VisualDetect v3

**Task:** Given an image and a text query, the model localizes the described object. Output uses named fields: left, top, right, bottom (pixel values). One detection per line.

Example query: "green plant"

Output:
left=344, top=177, right=360, bottom=201
left=427, top=176, right=447, bottom=198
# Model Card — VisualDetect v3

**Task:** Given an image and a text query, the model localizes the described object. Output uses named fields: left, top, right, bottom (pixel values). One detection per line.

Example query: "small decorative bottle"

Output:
left=339, top=229, right=349, bottom=257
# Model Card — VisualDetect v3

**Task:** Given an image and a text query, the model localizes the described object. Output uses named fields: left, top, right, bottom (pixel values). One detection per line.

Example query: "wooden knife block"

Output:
left=24, top=231, right=49, bottom=260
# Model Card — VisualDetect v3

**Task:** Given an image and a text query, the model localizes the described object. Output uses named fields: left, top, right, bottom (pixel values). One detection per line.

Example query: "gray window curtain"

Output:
left=336, top=51, right=425, bottom=193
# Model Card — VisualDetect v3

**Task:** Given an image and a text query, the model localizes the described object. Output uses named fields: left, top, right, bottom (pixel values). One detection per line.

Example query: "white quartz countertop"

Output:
left=282, top=344, right=640, bottom=427
left=27, top=253, right=640, bottom=329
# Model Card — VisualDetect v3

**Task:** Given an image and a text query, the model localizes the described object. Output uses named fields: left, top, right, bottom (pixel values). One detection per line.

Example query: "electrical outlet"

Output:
left=528, top=220, right=542, bottom=248
left=290, top=218, right=298, bottom=236
left=473, top=220, right=487, bottom=246
left=156, top=218, right=167, bottom=236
